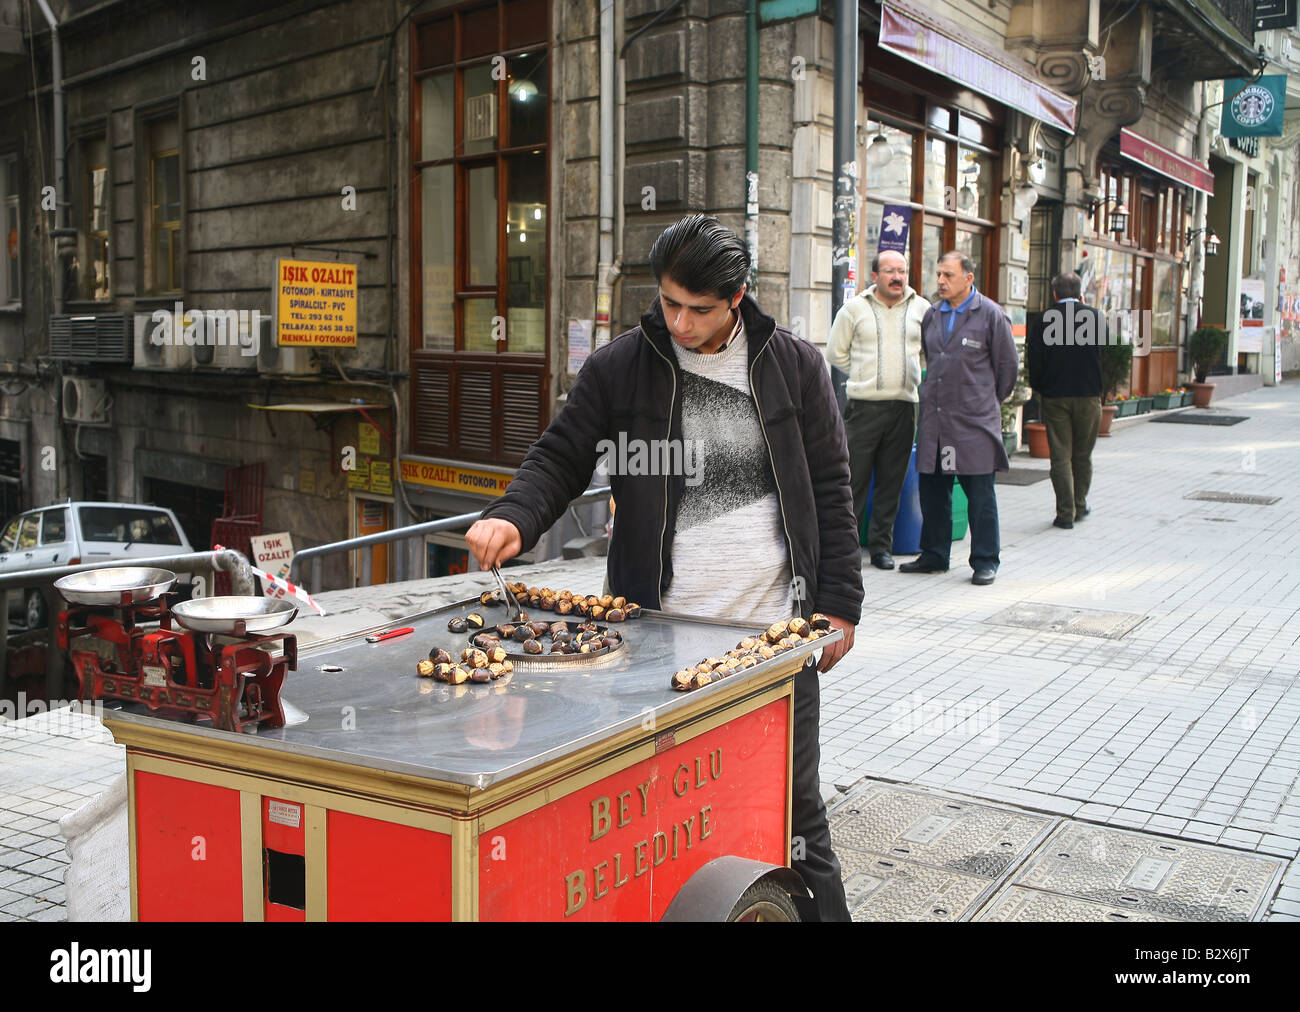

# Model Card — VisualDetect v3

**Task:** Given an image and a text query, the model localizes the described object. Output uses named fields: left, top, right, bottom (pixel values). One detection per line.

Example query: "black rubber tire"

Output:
left=25, top=590, right=47, bottom=630
left=726, top=878, right=801, bottom=922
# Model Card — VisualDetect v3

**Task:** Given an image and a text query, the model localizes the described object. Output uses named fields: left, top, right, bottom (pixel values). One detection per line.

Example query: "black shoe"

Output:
left=899, top=559, right=948, bottom=574
left=870, top=553, right=895, bottom=570
left=971, top=569, right=996, bottom=586
left=1075, top=507, right=1091, bottom=522
left=1053, top=518, right=1074, bottom=529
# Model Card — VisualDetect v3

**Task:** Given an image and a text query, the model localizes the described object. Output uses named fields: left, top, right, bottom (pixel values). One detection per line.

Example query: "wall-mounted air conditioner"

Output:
left=191, top=309, right=259, bottom=372
left=133, top=311, right=191, bottom=371
left=62, top=377, right=110, bottom=425
left=259, top=318, right=318, bottom=376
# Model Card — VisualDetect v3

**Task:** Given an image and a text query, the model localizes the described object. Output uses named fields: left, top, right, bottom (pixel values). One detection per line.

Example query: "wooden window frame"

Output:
left=410, top=0, right=551, bottom=466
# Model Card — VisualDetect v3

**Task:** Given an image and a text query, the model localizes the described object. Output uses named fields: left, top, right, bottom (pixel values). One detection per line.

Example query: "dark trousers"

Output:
left=845, top=399, right=916, bottom=556
left=917, top=470, right=1000, bottom=572
left=791, top=660, right=850, bottom=921
left=1041, top=396, right=1100, bottom=522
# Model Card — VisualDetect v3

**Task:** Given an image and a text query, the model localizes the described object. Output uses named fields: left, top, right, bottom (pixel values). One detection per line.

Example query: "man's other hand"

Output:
left=817, top=615, right=856, bottom=673
left=465, top=518, right=523, bottom=571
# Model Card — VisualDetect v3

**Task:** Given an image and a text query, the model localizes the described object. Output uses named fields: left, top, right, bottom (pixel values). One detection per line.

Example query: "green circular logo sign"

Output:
left=1231, top=85, right=1274, bottom=127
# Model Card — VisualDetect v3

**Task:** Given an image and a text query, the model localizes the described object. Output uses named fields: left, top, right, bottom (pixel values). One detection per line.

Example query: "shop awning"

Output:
left=878, top=0, right=1077, bottom=135
left=1119, top=128, right=1215, bottom=195
left=248, top=401, right=392, bottom=442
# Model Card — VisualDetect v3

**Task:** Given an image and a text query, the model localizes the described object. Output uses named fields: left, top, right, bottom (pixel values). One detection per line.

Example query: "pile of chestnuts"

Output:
left=669, top=614, right=834, bottom=692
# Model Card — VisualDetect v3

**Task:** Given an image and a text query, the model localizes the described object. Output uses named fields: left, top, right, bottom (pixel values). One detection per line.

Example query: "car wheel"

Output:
left=26, top=590, right=48, bottom=630
left=726, top=879, right=801, bottom=922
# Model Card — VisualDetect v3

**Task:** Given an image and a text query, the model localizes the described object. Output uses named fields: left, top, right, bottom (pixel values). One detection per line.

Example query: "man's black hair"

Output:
left=938, top=250, right=975, bottom=276
left=1051, top=272, right=1082, bottom=300
left=649, top=214, right=750, bottom=300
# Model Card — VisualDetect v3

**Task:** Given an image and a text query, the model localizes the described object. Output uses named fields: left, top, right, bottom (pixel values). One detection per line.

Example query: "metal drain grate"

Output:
left=987, top=602, right=1147, bottom=639
left=1185, top=490, right=1280, bottom=506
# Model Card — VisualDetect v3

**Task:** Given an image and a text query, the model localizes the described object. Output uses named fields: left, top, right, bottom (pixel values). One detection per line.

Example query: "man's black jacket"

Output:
left=1026, top=299, right=1105, bottom=398
left=479, top=293, right=865, bottom=626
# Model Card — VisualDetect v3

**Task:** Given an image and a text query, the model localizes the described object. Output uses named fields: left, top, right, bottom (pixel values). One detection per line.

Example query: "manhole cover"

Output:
left=1008, top=824, right=1284, bottom=921
left=829, top=783, right=1055, bottom=878
left=1150, top=414, right=1248, bottom=426
left=1185, top=491, right=1280, bottom=505
left=836, top=848, right=993, bottom=922
left=974, top=886, right=1179, bottom=922
left=986, top=602, right=1147, bottom=639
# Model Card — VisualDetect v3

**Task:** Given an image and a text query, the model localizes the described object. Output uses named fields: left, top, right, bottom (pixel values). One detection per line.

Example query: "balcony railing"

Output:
left=1213, top=0, right=1255, bottom=40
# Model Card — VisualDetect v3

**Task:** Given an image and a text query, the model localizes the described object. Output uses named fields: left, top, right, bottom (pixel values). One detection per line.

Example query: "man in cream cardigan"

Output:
left=825, top=249, right=929, bottom=570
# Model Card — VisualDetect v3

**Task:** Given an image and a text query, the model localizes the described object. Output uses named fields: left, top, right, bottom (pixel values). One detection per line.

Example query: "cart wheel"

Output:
left=727, top=878, right=800, bottom=922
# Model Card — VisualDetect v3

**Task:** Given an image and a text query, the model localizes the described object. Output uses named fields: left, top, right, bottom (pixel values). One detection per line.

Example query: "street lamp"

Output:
left=1186, top=225, right=1221, bottom=257
left=1088, top=196, right=1129, bottom=236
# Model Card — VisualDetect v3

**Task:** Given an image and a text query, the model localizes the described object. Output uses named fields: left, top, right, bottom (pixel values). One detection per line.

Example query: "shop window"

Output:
left=1, top=154, right=19, bottom=307
left=80, top=136, right=111, bottom=301
left=412, top=0, right=550, bottom=465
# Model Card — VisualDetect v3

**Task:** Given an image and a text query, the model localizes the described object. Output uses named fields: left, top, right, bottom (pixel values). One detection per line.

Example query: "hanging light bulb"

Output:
left=1204, top=227, right=1220, bottom=257
left=865, top=129, right=893, bottom=169
left=957, top=184, right=976, bottom=211
left=519, top=231, right=527, bottom=243
left=1013, top=182, right=1039, bottom=219
left=533, top=207, right=542, bottom=221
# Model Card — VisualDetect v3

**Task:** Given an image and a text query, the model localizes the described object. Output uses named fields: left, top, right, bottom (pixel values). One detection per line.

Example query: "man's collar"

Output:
left=641, top=291, right=776, bottom=358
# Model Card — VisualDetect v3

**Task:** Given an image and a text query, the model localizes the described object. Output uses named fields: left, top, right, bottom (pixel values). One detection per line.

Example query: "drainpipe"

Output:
left=830, top=0, right=858, bottom=321
left=745, top=0, right=759, bottom=290
left=595, top=1, right=619, bottom=349
left=36, top=0, right=72, bottom=316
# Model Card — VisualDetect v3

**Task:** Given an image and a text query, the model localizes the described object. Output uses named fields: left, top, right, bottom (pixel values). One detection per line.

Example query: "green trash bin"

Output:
left=952, top=482, right=969, bottom=540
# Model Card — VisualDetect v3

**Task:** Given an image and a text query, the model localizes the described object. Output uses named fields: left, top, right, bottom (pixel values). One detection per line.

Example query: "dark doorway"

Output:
left=0, top=438, right=22, bottom=520
left=77, top=454, right=109, bottom=501
left=144, top=477, right=225, bottom=550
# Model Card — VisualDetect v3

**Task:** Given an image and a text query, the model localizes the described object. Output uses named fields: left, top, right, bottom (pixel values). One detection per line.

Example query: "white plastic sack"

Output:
left=58, top=773, right=130, bottom=921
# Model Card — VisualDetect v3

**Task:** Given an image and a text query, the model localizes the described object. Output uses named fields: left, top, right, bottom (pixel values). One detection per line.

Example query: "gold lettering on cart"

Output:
left=564, top=748, right=723, bottom=916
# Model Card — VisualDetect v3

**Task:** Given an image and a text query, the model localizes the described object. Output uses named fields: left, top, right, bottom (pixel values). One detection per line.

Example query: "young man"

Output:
left=466, top=214, right=863, bottom=921
left=1026, top=272, right=1106, bottom=529
left=825, top=249, right=929, bottom=570
left=901, top=251, right=1017, bottom=585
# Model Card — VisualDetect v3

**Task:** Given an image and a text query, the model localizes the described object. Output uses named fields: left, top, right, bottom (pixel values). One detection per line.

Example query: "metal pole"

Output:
left=831, top=0, right=859, bottom=323
left=745, top=0, right=759, bottom=291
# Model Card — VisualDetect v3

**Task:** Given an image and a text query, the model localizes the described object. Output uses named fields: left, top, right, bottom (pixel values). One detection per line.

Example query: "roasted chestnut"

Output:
left=611, top=595, right=627, bottom=609
left=466, top=613, right=485, bottom=630
left=497, top=624, right=517, bottom=639
left=549, top=621, right=568, bottom=638
left=480, top=591, right=500, bottom=607
left=447, top=616, right=468, bottom=633
left=758, top=644, right=776, bottom=660
left=549, top=642, right=567, bottom=654
left=788, top=617, right=810, bottom=637
left=470, top=667, right=492, bottom=683
left=810, top=613, right=831, bottom=631
left=489, top=662, right=508, bottom=679
left=765, top=621, right=789, bottom=643
left=487, top=645, right=508, bottom=664
left=428, top=647, right=453, bottom=665
left=473, top=632, right=500, bottom=649
left=691, top=670, right=714, bottom=689
left=598, top=594, right=614, bottom=608
left=555, top=599, right=574, bottom=615
left=417, top=659, right=435, bottom=678
left=513, top=625, right=533, bottom=643
left=447, top=665, right=470, bottom=685
left=522, top=638, right=543, bottom=655
left=737, top=637, right=759, bottom=651
left=671, top=669, right=694, bottom=691
left=605, top=607, right=625, bottom=622
left=527, top=621, right=549, bottom=638
left=624, top=602, right=642, bottom=619
left=573, top=600, right=590, bottom=617
left=433, top=662, right=456, bottom=681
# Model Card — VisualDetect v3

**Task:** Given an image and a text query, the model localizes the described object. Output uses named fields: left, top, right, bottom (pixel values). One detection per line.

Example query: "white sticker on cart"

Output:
left=268, top=800, right=302, bottom=828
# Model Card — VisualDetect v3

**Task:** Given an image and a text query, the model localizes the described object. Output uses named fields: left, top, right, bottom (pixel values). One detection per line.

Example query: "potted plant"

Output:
left=1179, top=385, right=1191, bottom=406
left=1135, top=392, right=1154, bottom=414
left=1188, top=325, right=1229, bottom=407
left=1001, top=354, right=1030, bottom=456
left=1154, top=387, right=1180, bottom=409
left=1099, top=336, right=1134, bottom=435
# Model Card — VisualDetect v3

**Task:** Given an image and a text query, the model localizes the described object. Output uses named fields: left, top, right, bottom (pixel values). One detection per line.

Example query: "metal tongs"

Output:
left=489, top=565, right=526, bottom=623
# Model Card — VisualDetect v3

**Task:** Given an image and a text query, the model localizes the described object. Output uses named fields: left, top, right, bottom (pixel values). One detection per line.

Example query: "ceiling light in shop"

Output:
left=865, top=132, right=893, bottom=169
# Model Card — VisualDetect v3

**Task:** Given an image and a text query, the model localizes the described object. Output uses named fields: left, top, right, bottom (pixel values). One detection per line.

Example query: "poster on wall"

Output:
left=1239, top=278, right=1265, bottom=352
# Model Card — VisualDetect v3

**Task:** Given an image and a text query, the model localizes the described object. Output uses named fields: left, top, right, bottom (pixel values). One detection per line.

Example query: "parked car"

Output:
left=0, top=502, right=195, bottom=628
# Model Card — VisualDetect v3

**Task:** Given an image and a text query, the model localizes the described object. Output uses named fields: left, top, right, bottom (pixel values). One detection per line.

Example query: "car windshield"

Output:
left=77, top=507, right=182, bottom=546
left=0, top=517, right=18, bottom=552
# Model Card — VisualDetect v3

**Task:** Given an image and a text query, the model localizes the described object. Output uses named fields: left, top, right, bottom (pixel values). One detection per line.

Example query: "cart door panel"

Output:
left=134, top=771, right=244, bottom=921
left=326, top=811, right=453, bottom=920
left=478, top=698, right=790, bottom=921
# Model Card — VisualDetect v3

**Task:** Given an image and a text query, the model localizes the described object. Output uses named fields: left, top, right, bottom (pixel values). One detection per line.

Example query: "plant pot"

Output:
left=1114, top=399, right=1137, bottom=417
left=1153, top=392, right=1179, bottom=409
left=1023, top=421, right=1050, bottom=459
left=1189, top=381, right=1215, bottom=408
left=1180, top=391, right=1193, bottom=407
left=1135, top=397, right=1154, bottom=414
left=1002, top=431, right=1018, bottom=456
left=1098, top=403, right=1117, bottom=436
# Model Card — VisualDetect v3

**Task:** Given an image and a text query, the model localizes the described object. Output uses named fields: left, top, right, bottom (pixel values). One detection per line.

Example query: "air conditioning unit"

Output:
left=191, top=309, right=258, bottom=372
left=133, top=311, right=191, bottom=371
left=259, top=318, right=318, bottom=376
left=62, top=377, right=110, bottom=425
left=49, top=314, right=131, bottom=362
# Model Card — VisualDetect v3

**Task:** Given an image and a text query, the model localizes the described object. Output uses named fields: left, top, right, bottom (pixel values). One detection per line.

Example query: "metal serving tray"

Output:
left=170, top=596, right=298, bottom=634
left=107, top=595, right=840, bottom=790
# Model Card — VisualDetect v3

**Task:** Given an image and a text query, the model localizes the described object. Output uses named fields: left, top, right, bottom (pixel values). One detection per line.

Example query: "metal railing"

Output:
left=288, top=486, right=612, bottom=594
left=0, top=549, right=256, bottom=702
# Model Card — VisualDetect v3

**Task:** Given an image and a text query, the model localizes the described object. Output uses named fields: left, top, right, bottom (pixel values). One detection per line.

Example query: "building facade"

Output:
left=2, top=0, right=1298, bottom=589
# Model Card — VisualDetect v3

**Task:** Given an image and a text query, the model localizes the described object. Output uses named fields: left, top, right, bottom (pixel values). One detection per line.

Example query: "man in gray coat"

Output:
left=900, top=252, right=1018, bottom=585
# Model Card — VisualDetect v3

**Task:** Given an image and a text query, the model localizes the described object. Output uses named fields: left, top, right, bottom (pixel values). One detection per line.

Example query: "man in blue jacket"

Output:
left=466, top=214, right=864, bottom=921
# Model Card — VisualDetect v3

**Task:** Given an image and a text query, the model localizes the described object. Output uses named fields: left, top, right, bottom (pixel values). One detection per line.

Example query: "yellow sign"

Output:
left=276, top=258, right=358, bottom=347
left=400, top=458, right=515, bottom=497
left=370, top=459, right=393, bottom=496
left=346, top=458, right=370, bottom=491
left=299, top=467, right=316, bottom=494
left=358, top=422, right=380, bottom=457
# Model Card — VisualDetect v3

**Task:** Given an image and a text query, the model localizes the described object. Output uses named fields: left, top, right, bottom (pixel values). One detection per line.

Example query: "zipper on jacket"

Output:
left=749, top=335, right=801, bottom=618
left=642, top=334, right=678, bottom=604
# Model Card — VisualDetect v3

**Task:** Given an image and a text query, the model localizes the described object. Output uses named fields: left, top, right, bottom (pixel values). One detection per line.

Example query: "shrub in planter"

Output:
left=1100, top=337, right=1134, bottom=404
left=1188, top=326, right=1229, bottom=383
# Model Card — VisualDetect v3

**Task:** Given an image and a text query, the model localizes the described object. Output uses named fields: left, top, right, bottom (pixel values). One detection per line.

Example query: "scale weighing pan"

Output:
left=54, top=567, right=177, bottom=606
left=171, top=596, right=298, bottom=635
